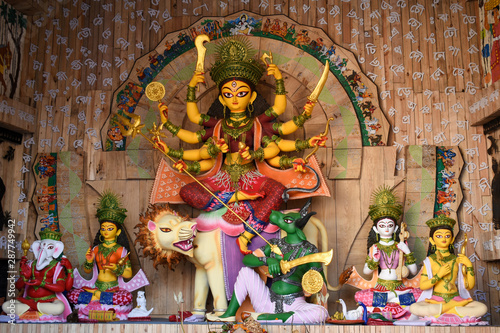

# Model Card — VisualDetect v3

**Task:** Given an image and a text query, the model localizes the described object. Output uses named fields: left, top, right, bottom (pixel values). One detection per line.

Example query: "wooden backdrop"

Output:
left=1, top=0, right=500, bottom=324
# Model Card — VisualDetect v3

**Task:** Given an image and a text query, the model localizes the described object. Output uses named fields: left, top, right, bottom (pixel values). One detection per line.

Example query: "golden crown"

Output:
left=96, top=191, right=127, bottom=224
left=425, top=214, right=456, bottom=229
left=368, top=185, right=403, bottom=222
left=209, top=37, right=264, bottom=88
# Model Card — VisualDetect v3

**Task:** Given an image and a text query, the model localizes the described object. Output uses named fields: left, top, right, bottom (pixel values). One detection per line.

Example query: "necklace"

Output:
left=103, top=239, right=117, bottom=246
left=226, top=118, right=250, bottom=128
left=97, top=243, right=121, bottom=270
left=376, top=242, right=397, bottom=255
left=230, top=112, right=246, bottom=119
left=376, top=242, right=398, bottom=273
left=222, top=119, right=254, bottom=140
left=431, top=253, right=457, bottom=291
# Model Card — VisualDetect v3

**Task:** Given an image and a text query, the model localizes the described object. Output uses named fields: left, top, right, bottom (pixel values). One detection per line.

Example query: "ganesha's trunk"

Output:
left=36, top=248, right=48, bottom=271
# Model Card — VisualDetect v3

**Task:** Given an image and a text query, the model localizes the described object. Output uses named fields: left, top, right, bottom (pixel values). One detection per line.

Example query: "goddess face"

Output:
left=218, top=79, right=257, bottom=112
left=100, top=221, right=121, bottom=242
left=430, top=228, right=454, bottom=250
left=375, top=218, right=396, bottom=238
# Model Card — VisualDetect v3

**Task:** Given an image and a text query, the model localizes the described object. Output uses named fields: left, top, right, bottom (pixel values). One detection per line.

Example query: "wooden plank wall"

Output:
left=2, top=0, right=500, bottom=324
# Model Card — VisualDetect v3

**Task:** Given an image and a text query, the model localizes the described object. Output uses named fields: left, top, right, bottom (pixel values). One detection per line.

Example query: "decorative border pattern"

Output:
left=435, top=147, right=459, bottom=217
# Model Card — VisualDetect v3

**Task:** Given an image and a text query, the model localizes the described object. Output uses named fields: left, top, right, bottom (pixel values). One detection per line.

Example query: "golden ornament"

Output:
left=145, top=82, right=165, bottom=102
left=301, top=269, right=323, bottom=294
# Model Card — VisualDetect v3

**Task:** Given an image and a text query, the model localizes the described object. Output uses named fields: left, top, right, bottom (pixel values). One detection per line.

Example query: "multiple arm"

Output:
left=154, top=64, right=326, bottom=173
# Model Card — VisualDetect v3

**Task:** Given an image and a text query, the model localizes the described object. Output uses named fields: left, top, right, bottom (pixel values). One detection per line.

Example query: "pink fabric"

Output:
left=379, top=250, right=399, bottom=270
left=68, top=288, right=132, bottom=306
left=195, top=210, right=280, bottom=236
left=112, top=290, right=133, bottom=305
left=53, top=262, right=72, bottom=318
left=233, top=267, right=329, bottom=323
left=354, top=289, right=374, bottom=305
left=427, top=295, right=469, bottom=303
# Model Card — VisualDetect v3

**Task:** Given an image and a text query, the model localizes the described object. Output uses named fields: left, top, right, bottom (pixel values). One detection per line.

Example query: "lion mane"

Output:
left=135, top=203, right=190, bottom=270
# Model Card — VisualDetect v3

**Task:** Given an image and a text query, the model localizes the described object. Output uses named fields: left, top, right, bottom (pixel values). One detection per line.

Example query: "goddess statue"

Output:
left=349, top=187, right=421, bottom=318
left=155, top=37, right=327, bottom=254
left=409, top=215, right=487, bottom=324
left=68, top=191, right=149, bottom=321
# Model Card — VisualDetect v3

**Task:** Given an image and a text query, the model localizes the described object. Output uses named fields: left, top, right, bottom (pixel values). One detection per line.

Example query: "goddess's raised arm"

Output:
left=186, top=72, right=209, bottom=125
left=266, top=64, right=287, bottom=117
left=270, top=102, right=314, bottom=136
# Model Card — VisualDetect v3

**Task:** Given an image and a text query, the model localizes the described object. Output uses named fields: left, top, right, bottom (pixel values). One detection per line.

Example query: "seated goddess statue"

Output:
left=68, top=191, right=149, bottom=321
left=409, top=215, right=487, bottom=324
left=350, top=187, right=422, bottom=318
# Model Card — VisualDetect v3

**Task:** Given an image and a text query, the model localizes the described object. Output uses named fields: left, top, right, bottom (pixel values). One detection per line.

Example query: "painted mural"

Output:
left=107, top=13, right=389, bottom=158
left=0, top=0, right=26, bottom=98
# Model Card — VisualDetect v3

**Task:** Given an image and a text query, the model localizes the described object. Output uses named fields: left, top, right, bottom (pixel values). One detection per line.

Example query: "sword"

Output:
left=307, top=60, right=329, bottom=103
left=195, top=34, right=210, bottom=73
left=260, top=52, right=273, bottom=66
left=280, top=249, right=333, bottom=274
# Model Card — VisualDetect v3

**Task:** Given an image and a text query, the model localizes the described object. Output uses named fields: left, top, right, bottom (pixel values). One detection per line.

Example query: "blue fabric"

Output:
left=399, top=292, right=416, bottom=306
left=372, top=292, right=388, bottom=307
left=482, top=44, right=490, bottom=58
left=100, top=291, right=114, bottom=305
left=77, top=291, right=92, bottom=304
left=203, top=191, right=233, bottom=211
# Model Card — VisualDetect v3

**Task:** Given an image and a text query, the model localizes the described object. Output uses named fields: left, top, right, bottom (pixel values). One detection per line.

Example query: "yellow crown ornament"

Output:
left=425, top=214, right=456, bottom=229
left=96, top=191, right=127, bottom=224
left=368, top=186, right=403, bottom=222
left=209, top=37, right=265, bottom=89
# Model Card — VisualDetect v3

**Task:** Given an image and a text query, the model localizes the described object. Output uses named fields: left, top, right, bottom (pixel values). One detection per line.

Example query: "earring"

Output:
left=431, top=244, right=436, bottom=252
left=449, top=244, right=454, bottom=253
left=99, top=235, right=104, bottom=243
left=247, top=102, right=254, bottom=115
left=376, top=233, right=380, bottom=242
left=223, top=104, right=227, bottom=118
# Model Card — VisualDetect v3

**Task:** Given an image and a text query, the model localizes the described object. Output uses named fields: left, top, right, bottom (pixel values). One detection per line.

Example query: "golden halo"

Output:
left=145, top=82, right=165, bottom=102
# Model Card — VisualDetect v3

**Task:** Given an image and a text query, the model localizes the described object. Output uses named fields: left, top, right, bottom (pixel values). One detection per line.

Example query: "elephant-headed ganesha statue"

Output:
left=3, top=229, right=74, bottom=322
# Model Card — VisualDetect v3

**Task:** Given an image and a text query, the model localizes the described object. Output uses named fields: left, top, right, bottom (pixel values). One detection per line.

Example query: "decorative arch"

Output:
left=104, top=11, right=390, bottom=179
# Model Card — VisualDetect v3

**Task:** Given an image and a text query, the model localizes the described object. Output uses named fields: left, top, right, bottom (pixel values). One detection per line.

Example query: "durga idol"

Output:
left=154, top=37, right=327, bottom=254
